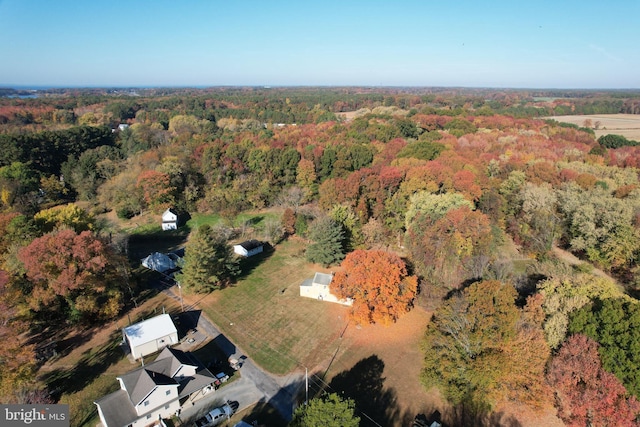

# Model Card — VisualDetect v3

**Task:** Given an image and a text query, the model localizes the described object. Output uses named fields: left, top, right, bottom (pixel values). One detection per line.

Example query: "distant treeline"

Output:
left=0, top=125, right=114, bottom=176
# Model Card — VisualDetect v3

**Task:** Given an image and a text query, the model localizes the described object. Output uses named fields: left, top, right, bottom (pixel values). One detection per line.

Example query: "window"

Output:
left=166, top=390, right=171, bottom=396
left=164, top=405, right=169, bottom=410
left=146, top=414, right=151, bottom=420
left=144, top=400, right=149, bottom=406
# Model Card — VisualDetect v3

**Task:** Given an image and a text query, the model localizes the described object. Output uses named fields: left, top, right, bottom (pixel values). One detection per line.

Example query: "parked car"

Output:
left=194, top=402, right=234, bottom=427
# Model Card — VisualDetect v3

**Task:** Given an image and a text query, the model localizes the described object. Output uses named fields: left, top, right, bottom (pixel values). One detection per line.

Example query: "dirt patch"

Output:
left=318, top=308, right=437, bottom=426
left=320, top=306, right=562, bottom=427
left=547, top=114, right=640, bottom=141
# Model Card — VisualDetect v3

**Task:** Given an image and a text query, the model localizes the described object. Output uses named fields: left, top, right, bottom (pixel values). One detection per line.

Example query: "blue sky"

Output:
left=1, top=0, right=638, bottom=88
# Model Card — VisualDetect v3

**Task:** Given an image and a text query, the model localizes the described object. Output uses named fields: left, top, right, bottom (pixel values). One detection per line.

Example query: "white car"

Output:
left=194, top=403, right=233, bottom=427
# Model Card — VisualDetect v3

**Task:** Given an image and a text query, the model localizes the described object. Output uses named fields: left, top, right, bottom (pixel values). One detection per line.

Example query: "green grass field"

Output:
left=195, top=238, right=350, bottom=374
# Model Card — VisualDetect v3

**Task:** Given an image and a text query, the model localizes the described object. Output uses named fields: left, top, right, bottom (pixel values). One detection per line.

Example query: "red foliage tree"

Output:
left=331, top=249, right=417, bottom=325
left=282, top=208, right=296, bottom=236
left=547, top=334, right=640, bottom=427
left=17, top=229, right=123, bottom=320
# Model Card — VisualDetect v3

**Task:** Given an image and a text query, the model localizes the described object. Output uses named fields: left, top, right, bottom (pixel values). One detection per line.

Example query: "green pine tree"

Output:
left=176, top=225, right=239, bottom=293
left=290, top=393, right=359, bottom=427
left=305, top=216, right=345, bottom=267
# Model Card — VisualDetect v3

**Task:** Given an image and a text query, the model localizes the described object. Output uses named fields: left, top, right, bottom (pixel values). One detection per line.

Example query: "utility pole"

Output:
left=305, top=367, right=308, bottom=405
left=177, top=282, right=184, bottom=312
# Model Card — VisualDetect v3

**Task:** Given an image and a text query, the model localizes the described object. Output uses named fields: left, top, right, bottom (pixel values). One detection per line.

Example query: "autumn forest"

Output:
left=2, top=87, right=640, bottom=426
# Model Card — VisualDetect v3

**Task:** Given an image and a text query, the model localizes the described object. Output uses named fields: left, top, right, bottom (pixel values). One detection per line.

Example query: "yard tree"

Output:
left=422, top=281, right=550, bottom=409
left=17, top=229, right=124, bottom=322
left=176, top=225, right=239, bottom=293
left=330, top=204, right=362, bottom=251
left=547, top=334, right=640, bottom=426
left=290, top=393, right=359, bottom=427
left=282, top=208, right=296, bottom=236
left=331, top=249, right=417, bottom=325
left=305, top=216, right=345, bottom=267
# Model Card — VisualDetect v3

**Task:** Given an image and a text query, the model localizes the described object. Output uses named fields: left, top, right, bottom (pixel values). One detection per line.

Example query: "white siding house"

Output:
left=233, top=240, right=264, bottom=257
left=95, top=347, right=216, bottom=427
left=123, top=314, right=178, bottom=360
left=162, top=209, right=179, bottom=231
left=300, top=272, right=353, bottom=306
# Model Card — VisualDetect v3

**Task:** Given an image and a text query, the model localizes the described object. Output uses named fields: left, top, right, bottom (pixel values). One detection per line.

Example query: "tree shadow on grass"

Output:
left=447, top=401, right=523, bottom=427
left=234, top=243, right=275, bottom=280
left=230, top=399, right=288, bottom=427
left=41, top=329, right=124, bottom=400
left=329, top=355, right=414, bottom=427
left=128, top=229, right=189, bottom=261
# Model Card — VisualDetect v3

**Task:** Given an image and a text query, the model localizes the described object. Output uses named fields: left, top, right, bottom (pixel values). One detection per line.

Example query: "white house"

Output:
left=95, top=347, right=217, bottom=427
left=300, top=272, right=353, bottom=306
left=161, top=208, right=179, bottom=231
left=233, top=240, right=264, bottom=257
left=123, top=314, right=179, bottom=360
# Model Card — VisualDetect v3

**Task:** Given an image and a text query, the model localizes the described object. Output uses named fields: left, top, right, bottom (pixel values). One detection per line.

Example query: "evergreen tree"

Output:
left=290, top=393, right=359, bottom=427
left=176, top=225, right=239, bottom=293
left=305, top=216, right=345, bottom=267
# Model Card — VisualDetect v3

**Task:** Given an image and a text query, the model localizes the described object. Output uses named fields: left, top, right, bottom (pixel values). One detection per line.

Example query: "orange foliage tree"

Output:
left=331, top=249, right=417, bottom=325
left=136, top=169, right=175, bottom=213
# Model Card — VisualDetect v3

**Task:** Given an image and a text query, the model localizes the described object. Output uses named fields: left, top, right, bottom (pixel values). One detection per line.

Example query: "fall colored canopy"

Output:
left=330, top=249, right=417, bottom=325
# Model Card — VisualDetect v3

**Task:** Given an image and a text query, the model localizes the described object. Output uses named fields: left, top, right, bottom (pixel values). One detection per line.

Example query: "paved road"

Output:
left=155, top=281, right=304, bottom=423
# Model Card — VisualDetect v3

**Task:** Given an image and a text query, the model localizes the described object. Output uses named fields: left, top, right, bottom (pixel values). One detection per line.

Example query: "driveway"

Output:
left=159, top=284, right=304, bottom=424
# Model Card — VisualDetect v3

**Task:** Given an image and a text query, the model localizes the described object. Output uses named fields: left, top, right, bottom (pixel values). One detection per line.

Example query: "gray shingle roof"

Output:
left=313, top=272, right=333, bottom=286
left=119, top=365, right=178, bottom=405
left=98, top=347, right=216, bottom=425
left=94, top=389, right=139, bottom=427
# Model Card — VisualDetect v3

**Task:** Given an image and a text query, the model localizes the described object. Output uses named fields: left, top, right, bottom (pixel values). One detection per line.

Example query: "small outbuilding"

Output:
left=141, top=252, right=177, bottom=273
left=233, top=240, right=264, bottom=257
left=123, top=314, right=179, bottom=360
left=162, top=208, right=179, bottom=231
left=300, top=272, right=353, bottom=306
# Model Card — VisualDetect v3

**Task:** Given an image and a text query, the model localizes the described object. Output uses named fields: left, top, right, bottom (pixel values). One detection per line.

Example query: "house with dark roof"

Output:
left=233, top=240, right=264, bottom=257
left=95, top=347, right=217, bottom=427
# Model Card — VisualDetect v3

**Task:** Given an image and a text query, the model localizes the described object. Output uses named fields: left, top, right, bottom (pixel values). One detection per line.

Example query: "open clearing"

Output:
left=186, top=238, right=562, bottom=427
left=547, top=113, right=640, bottom=141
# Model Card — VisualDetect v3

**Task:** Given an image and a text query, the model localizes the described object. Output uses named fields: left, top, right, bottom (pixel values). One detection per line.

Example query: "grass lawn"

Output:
left=189, top=238, right=350, bottom=374
left=187, top=211, right=280, bottom=231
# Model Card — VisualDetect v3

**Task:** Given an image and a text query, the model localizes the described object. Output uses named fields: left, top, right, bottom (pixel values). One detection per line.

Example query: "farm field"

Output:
left=547, top=113, right=640, bottom=140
